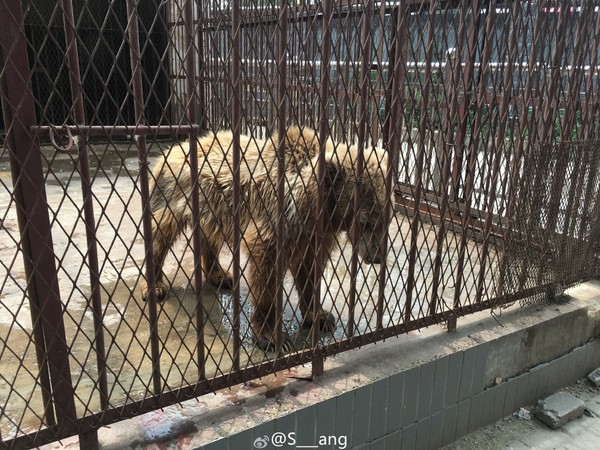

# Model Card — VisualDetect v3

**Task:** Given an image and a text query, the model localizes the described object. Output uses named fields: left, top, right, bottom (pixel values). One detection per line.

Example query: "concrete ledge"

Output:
left=43, top=280, right=600, bottom=449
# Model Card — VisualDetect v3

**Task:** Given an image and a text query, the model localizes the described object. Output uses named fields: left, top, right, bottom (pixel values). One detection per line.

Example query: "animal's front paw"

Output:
left=252, top=326, right=294, bottom=353
left=302, top=309, right=337, bottom=332
left=206, top=269, right=234, bottom=289
left=141, top=280, right=168, bottom=301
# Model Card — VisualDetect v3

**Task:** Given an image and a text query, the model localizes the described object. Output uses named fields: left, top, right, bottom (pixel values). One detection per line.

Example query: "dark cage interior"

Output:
left=1, top=0, right=599, bottom=448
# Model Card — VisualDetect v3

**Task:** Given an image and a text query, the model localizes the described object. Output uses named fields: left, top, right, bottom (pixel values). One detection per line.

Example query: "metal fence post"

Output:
left=0, top=0, right=77, bottom=434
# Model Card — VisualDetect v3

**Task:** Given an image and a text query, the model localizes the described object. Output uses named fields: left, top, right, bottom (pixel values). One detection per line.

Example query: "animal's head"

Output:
left=323, top=143, right=390, bottom=265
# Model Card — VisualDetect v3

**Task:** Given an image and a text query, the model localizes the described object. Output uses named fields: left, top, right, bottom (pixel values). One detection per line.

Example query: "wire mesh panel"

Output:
left=1, top=0, right=600, bottom=447
left=498, top=140, right=600, bottom=305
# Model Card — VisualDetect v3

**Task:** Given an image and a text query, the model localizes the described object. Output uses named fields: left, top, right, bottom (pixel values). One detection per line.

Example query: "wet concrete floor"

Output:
left=0, top=140, right=499, bottom=440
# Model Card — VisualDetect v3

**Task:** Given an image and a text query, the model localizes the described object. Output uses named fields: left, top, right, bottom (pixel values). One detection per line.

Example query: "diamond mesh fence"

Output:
left=1, top=0, right=600, bottom=447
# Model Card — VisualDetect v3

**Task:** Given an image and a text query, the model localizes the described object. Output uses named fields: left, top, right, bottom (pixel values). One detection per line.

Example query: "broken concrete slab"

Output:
left=588, top=368, right=600, bottom=387
left=533, top=391, right=585, bottom=429
left=585, top=394, right=600, bottom=418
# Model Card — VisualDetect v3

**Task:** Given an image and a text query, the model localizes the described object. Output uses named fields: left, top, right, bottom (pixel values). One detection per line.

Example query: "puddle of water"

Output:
left=0, top=142, right=501, bottom=439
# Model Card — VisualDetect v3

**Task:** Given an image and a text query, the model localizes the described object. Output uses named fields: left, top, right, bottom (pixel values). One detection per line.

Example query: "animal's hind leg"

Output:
left=246, top=246, right=287, bottom=351
left=291, top=242, right=336, bottom=332
left=141, top=207, right=185, bottom=301
left=202, top=234, right=234, bottom=289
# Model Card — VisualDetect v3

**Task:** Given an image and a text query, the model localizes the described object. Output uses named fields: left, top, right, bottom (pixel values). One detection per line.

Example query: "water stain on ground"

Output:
left=0, top=142, right=499, bottom=439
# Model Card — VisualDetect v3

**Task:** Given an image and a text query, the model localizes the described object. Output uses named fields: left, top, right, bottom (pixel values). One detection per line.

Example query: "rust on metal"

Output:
left=2, top=1, right=600, bottom=447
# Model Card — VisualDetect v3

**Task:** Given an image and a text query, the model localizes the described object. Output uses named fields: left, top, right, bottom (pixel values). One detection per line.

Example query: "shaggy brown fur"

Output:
left=141, top=126, right=389, bottom=350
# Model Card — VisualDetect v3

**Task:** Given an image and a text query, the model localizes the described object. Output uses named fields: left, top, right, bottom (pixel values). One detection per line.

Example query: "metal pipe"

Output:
left=378, top=0, right=407, bottom=328
left=405, top=0, right=437, bottom=323
left=275, top=0, right=288, bottom=355
left=0, top=0, right=77, bottom=431
left=32, top=124, right=201, bottom=137
left=125, top=0, right=162, bottom=395
left=59, top=0, right=109, bottom=409
left=314, top=0, right=332, bottom=369
left=231, top=0, right=242, bottom=369
left=348, top=0, right=373, bottom=337
left=183, top=0, right=206, bottom=380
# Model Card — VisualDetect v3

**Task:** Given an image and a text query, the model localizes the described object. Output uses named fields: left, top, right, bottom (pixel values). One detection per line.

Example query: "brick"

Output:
left=480, top=386, right=496, bottom=427
left=431, top=356, right=448, bottom=413
left=533, top=391, right=585, bottom=429
left=557, top=353, right=572, bottom=387
left=252, top=420, right=275, bottom=442
left=584, top=340, right=600, bottom=373
left=445, top=352, right=463, bottom=406
left=401, top=367, right=420, bottom=427
left=441, top=403, right=458, bottom=446
left=468, top=392, right=484, bottom=433
left=229, top=430, right=252, bottom=450
left=417, top=362, right=435, bottom=421
left=316, top=397, right=335, bottom=439
left=455, top=398, right=472, bottom=439
left=352, top=385, right=372, bottom=446
left=415, top=417, right=431, bottom=450
left=274, top=412, right=295, bottom=435
left=514, top=373, right=530, bottom=410
left=428, top=409, right=444, bottom=450
left=369, top=379, right=389, bottom=441
left=569, top=345, right=588, bottom=382
left=335, top=392, right=354, bottom=439
left=203, top=437, right=228, bottom=450
left=370, top=437, right=386, bottom=450
left=547, top=355, right=569, bottom=393
left=386, top=372, right=404, bottom=434
left=384, top=429, right=402, bottom=450
left=503, top=376, right=519, bottom=416
left=297, top=406, right=316, bottom=446
left=400, top=423, right=417, bottom=450
left=492, top=381, right=508, bottom=421
left=458, top=347, right=477, bottom=401
left=525, top=367, right=541, bottom=406
left=472, top=342, right=490, bottom=395
left=536, top=362, right=552, bottom=399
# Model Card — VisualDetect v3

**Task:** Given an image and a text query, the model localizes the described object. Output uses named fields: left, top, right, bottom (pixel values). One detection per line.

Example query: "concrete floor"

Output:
left=0, top=141, right=501, bottom=442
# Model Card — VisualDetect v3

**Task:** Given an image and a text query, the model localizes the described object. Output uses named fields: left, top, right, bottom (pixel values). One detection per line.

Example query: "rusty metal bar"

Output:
left=449, top=0, right=471, bottom=204
left=580, top=7, right=600, bottom=141
left=182, top=0, right=206, bottom=379
left=378, top=0, right=407, bottom=328
left=275, top=0, right=288, bottom=355
left=556, top=4, right=592, bottom=249
left=231, top=0, right=242, bottom=370
left=0, top=0, right=78, bottom=432
left=540, top=0, right=570, bottom=144
left=313, top=0, right=332, bottom=371
left=348, top=0, right=373, bottom=337
left=452, top=0, right=481, bottom=316
left=475, top=2, right=508, bottom=305
left=32, top=124, right=201, bottom=137
left=537, top=0, right=570, bottom=287
left=59, top=0, right=109, bottom=411
left=454, top=0, right=496, bottom=306
left=125, top=0, right=162, bottom=395
left=405, top=0, right=436, bottom=323
left=0, top=5, right=55, bottom=431
left=430, top=47, right=458, bottom=316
